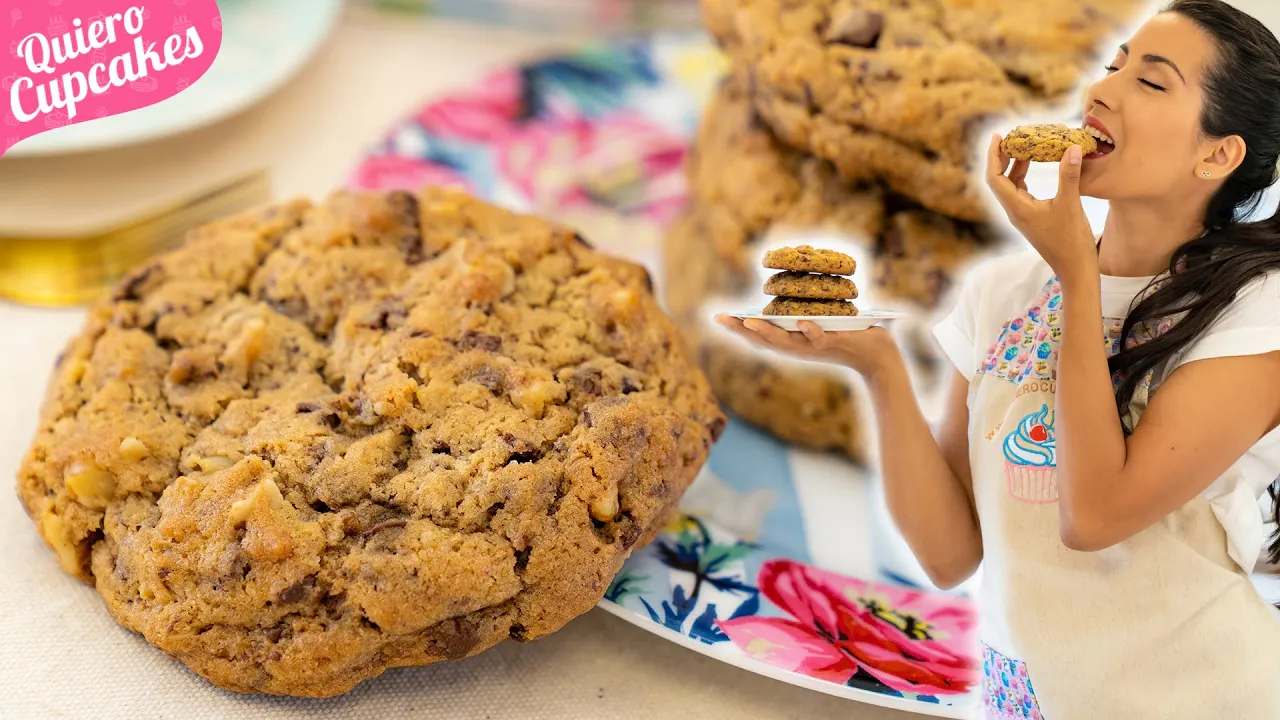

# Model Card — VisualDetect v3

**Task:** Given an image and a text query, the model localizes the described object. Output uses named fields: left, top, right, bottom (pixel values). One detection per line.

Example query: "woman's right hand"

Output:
left=713, top=315, right=905, bottom=382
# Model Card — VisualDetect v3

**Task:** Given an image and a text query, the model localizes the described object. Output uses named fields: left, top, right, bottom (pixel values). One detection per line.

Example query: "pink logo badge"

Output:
left=1, top=0, right=222, bottom=156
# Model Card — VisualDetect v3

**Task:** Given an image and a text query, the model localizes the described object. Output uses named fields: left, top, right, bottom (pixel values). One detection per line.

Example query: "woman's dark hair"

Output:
left=1109, top=0, right=1280, bottom=565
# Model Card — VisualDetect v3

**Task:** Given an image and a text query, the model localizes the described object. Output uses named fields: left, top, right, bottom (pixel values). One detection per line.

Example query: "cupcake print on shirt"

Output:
left=1003, top=404, right=1057, bottom=504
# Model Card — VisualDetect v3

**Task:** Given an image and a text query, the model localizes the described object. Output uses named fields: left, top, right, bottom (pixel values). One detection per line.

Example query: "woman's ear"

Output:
left=1198, top=135, right=1247, bottom=180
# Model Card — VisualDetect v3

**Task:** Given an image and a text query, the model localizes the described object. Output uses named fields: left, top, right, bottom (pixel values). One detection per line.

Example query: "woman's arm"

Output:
left=1056, top=269, right=1280, bottom=550
left=869, top=364, right=982, bottom=589
left=715, top=317, right=983, bottom=588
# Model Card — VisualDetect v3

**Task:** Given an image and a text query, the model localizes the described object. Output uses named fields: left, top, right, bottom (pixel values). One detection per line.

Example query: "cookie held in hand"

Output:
left=1001, top=124, right=1100, bottom=162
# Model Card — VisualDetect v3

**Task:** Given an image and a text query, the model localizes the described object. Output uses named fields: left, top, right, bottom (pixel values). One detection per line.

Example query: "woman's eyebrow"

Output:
left=1119, top=43, right=1187, bottom=84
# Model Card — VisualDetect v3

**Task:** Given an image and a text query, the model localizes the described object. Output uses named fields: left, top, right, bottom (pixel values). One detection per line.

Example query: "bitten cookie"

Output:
left=763, top=297, right=859, bottom=316
left=1001, top=124, right=1099, bottom=162
left=764, top=272, right=859, bottom=300
left=762, top=245, right=857, bottom=275
left=16, top=187, right=725, bottom=698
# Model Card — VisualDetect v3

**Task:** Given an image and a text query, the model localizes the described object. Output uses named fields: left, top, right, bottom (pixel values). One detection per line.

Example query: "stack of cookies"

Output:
left=664, top=0, right=1143, bottom=460
left=761, top=245, right=860, bottom=317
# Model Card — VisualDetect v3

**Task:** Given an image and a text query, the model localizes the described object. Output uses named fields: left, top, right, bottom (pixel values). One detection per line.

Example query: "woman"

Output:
left=717, top=1, right=1280, bottom=717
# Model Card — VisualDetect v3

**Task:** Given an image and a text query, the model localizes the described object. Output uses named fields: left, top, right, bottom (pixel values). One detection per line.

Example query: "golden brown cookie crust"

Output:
left=762, top=245, right=857, bottom=276
left=1001, top=124, right=1099, bottom=162
left=762, top=297, right=859, bottom=316
left=764, top=272, right=859, bottom=300
left=16, top=187, right=724, bottom=698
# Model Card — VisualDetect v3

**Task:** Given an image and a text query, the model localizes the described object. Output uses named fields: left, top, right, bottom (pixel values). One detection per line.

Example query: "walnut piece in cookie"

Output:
left=1000, top=124, right=1100, bottom=162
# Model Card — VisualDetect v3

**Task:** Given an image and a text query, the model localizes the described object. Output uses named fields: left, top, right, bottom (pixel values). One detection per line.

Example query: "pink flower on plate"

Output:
left=719, top=559, right=978, bottom=696
left=348, top=154, right=468, bottom=193
left=415, top=70, right=524, bottom=143
left=497, top=112, right=688, bottom=224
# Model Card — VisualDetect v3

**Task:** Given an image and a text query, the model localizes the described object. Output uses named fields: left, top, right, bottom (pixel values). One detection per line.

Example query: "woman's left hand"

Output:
left=985, top=133, right=1098, bottom=282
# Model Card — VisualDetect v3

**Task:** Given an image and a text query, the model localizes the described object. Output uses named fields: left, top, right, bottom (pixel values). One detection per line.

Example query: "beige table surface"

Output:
left=0, top=5, right=934, bottom=720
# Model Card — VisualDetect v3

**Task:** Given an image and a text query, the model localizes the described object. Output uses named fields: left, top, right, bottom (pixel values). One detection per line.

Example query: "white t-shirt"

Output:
left=935, top=249, right=1280, bottom=574
left=930, top=249, right=1280, bottom=717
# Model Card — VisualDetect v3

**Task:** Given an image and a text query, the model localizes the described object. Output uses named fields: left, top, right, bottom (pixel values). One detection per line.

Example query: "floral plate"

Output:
left=348, top=32, right=1280, bottom=717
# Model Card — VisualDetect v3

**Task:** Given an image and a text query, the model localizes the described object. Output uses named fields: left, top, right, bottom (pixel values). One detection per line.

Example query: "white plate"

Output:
left=727, top=310, right=905, bottom=332
left=5, top=0, right=342, bottom=157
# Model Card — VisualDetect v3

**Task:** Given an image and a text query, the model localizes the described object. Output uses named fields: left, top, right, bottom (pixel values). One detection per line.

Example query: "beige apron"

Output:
left=968, top=276, right=1280, bottom=719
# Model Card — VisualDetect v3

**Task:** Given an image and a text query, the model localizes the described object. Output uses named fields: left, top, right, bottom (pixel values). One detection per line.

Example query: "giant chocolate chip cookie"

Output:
left=16, top=188, right=724, bottom=697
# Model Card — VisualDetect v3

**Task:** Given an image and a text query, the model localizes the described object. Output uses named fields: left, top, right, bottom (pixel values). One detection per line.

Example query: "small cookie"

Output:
left=762, top=246, right=857, bottom=276
left=763, top=297, right=859, bottom=316
left=1000, top=124, right=1099, bottom=162
left=764, top=272, right=859, bottom=300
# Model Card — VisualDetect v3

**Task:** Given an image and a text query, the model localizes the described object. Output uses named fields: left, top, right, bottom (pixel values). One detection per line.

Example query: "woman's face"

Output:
left=1078, top=12, right=1216, bottom=200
